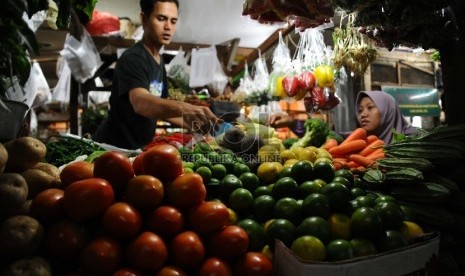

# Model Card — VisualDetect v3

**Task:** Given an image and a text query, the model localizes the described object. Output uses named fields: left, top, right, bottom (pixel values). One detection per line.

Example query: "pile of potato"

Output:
left=0, top=137, right=61, bottom=275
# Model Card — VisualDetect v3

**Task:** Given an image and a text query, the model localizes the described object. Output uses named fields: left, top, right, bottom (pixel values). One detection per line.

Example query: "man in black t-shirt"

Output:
left=93, top=0, right=220, bottom=149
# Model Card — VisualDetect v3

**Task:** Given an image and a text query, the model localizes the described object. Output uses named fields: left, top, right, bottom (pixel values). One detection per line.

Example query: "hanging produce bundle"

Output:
left=332, top=13, right=378, bottom=77
left=332, top=0, right=459, bottom=50
left=276, top=29, right=341, bottom=112
left=242, top=0, right=334, bottom=30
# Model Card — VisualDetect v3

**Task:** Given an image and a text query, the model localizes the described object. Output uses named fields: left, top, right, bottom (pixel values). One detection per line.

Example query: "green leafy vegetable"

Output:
left=291, top=118, right=330, bottom=148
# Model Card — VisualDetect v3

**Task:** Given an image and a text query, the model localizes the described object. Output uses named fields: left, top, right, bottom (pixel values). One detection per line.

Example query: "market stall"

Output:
left=3, top=0, right=465, bottom=275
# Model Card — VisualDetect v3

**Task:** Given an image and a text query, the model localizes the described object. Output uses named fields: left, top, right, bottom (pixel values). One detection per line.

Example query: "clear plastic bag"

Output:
left=23, top=61, right=52, bottom=108
left=189, top=46, right=218, bottom=88
left=60, top=27, right=102, bottom=83
left=166, top=48, right=190, bottom=92
left=52, top=58, right=72, bottom=103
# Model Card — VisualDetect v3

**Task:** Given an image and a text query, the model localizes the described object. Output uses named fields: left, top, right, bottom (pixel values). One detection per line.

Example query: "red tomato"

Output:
left=60, top=161, right=94, bottom=188
left=125, top=175, right=164, bottom=212
left=93, top=151, right=135, bottom=197
left=233, top=252, right=274, bottom=276
left=126, top=231, right=168, bottom=272
left=62, top=178, right=114, bottom=221
left=80, top=236, right=122, bottom=275
left=143, top=144, right=184, bottom=183
left=189, top=201, right=229, bottom=234
left=146, top=205, right=184, bottom=238
left=29, top=188, right=65, bottom=223
left=197, top=257, right=232, bottom=276
left=165, top=173, right=206, bottom=209
left=170, top=231, right=206, bottom=270
left=44, top=219, right=89, bottom=260
left=132, top=151, right=146, bottom=175
left=156, top=266, right=187, bottom=276
left=102, top=202, right=142, bottom=240
left=208, top=225, right=249, bottom=261
left=298, top=70, right=316, bottom=90
left=113, top=268, right=144, bottom=276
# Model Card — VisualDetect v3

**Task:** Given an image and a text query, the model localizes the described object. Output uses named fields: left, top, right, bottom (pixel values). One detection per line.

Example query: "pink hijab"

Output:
left=355, top=91, right=417, bottom=144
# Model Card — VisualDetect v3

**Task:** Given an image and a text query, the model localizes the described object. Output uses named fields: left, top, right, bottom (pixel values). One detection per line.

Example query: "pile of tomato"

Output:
left=30, top=144, right=273, bottom=275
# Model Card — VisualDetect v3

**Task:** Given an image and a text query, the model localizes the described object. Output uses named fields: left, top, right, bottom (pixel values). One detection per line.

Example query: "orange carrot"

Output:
left=366, top=135, right=378, bottom=144
left=332, top=157, right=349, bottom=170
left=359, top=139, right=385, bottom=156
left=367, top=151, right=386, bottom=161
left=366, top=148, right=384, bottom=159
left=347, top=160, right=361, bottom=168
left=329, top=139, right=367, bottom=157
left=340, top=128, right=367, bottom=145
left=323, top=138, right=338, bottom=151
left=349, top=154, right=376, bottom=168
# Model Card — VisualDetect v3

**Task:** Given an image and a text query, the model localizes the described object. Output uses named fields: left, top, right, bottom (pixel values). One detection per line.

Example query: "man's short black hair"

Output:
left=140, top=0, right=179, bottom=17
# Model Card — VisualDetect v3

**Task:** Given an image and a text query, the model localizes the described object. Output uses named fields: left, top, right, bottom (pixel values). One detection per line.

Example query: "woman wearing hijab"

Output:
left=356, top=90, right=417, bottom=144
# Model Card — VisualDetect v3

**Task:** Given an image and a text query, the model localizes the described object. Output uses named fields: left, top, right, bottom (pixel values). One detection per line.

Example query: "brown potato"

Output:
left=4, top=137, right=46, bottom=173
left=21, top=169, right=61, bottom=199
left=0, top=215, right=44, bottom=263
left=0, top=173, right=28, bottom=220
left=0, top=143, right=7, bottom=173
left=33, top=162, right=61, bottom=184
left=1, top=256, right=51, bottom=276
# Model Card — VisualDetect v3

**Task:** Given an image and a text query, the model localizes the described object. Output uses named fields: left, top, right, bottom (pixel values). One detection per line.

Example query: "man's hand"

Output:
left=268, top=112, right=292, bottom=128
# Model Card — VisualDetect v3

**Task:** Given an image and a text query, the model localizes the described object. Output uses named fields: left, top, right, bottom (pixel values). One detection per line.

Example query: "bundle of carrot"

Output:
left=322, top=128, right=386, bottom=171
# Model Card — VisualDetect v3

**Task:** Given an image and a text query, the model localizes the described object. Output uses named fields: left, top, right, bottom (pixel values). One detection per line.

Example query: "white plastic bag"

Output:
left=189, top=46, right=218, bottom=88
left=208, top=55, right=228, bottom=95
left=60, top=27, right=101, bottom=83
left=23, top=61, right=52, bottom=108
left=52, top=58, right=71, bottom=103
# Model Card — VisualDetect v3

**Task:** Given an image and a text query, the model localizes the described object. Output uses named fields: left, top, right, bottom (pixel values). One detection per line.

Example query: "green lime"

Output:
left=219, top=174, right=243, bottom=200
left=274, top=197, right=301, bottom=225
left=254, top=185, right=273, bottom=197
left=194, top=157, right=212, bottom=170
left=332, top=176, right=352, bottom=189
left=265, top=218, right=296, bottom=249
left=253, top=195, right=276, bottom=223
left=374, top=201, right=405, bottom=230
left=350, top=238, right=378, bottom=257
left=320, top=182, right=351, bottom=212
left=298, top=181, right=323, bottom=199
left=291, top=235, right=325, bottom=262
left=239, top=172, right=260, bottom=192
left=290, top=160, right=313, bottom=184
left=206, top=151, right=221, bottom=164
left=374, top=195, right=397, bottom=204
left=350, top=207, right=384, bottom=239
left=182, top=161, right=195, bottom=169
left=301, top=193, right=331, bottom=219
left=237, top=218, right=266, bottom=251
left=355, top=195, right=376, bottom=208
left=313, top=161, right=335, bottom=183
left=219, top=154, right=236, bottom=173
left=184, top=167, right=194, bottom=174
left=229, top=188, right=254, bottom=215
left=211, top=163, right=227, bottom=180
left=375, top=230, right=408, bottom=252
left=334, top=169, right=355, bottom=186
left=272, top=177, right=298, bottom=200
left=296, top=216, right=331, bottom=244
left=195, top=166, right=212, bottom=183
left=350, top=187, right=367, bottom=199
left=233, top=162, right=251, bottom=177
left=326, top=239, right=355, bottom=261
left=279, top=166, right=293, bottom=179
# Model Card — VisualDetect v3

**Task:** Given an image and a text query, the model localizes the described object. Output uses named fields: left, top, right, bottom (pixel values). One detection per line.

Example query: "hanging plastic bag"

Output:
left=189, top=46, right=217, bottom=88
left=166, top=48, right=190, bottom=92
left=23, top=61, right=52, bottom=108
left=52, top=58, right=72, bottom=103
left=60, top=26, right=102, bottom=83
left=268, top=31, right=292, bottom=97
left=208, top=56, right=228, bottom=95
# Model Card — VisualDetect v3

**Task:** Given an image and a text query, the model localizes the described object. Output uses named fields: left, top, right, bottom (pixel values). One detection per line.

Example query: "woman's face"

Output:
left=142, top=1, right=178, bottom=48
left=358, top=96, right=382, bottom=134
